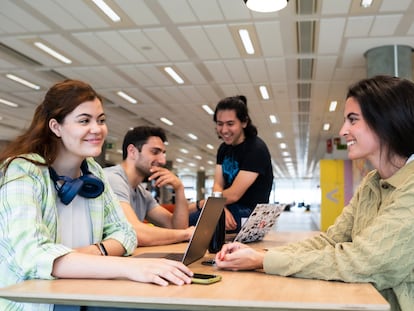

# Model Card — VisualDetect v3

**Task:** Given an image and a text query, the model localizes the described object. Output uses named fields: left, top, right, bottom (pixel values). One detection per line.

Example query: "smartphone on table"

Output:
left=191, top=273, right=222, bottom=284
left=201, top=259, right=216, bottom=266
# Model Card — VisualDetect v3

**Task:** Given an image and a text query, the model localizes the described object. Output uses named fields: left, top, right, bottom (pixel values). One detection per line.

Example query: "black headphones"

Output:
left=48, top=160, right=105, bottom=205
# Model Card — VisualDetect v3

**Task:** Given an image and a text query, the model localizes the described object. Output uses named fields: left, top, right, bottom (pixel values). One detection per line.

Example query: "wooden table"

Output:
left=0, top=231, right=390, bottom=311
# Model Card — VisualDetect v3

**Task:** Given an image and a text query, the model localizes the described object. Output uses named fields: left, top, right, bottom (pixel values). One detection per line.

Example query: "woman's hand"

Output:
left=215, top=242, right=264, bottom=271
left=53, top=253, right=193, bottom=286
left=125, top=258, right=193, bottom=286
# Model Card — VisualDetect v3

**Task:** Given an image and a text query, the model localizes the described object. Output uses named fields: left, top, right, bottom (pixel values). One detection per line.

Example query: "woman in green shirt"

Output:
left=215, top=75, right=414, bottom=311
left=0, top=79, right=192, bottom=311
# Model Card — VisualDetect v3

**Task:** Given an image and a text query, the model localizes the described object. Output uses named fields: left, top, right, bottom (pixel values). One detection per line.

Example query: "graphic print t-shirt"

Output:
left=216, top=136, right=273, bottom=208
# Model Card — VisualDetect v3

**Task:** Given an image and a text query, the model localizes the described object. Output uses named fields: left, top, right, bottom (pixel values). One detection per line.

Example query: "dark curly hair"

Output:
left=213, top=95, right=258, bottom=138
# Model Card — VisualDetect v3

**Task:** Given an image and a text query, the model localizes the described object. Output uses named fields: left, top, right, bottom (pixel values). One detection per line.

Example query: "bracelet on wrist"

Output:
left=95, top=242, right=108, bottom=256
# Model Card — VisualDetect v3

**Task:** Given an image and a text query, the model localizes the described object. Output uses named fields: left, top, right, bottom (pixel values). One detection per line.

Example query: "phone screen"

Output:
left=193, top=273, right=216, bottom=279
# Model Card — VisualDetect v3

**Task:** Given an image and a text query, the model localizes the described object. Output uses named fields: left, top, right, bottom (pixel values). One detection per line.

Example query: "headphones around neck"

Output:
left=48, top=160, right=105, bottom=205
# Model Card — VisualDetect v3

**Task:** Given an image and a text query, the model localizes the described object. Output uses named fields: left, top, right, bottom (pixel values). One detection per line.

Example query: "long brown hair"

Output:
left=0, top=79, right=101, bottom=172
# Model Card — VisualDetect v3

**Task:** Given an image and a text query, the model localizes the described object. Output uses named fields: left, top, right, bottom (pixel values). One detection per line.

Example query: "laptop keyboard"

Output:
left=165, top=253, right=184, bottom=261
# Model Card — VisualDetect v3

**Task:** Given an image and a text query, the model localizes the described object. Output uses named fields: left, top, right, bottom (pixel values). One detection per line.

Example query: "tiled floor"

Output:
left=274, top=206, right=320, bottom=232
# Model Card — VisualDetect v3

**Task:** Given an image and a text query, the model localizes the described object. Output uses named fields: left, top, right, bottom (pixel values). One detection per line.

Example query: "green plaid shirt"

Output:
left=0, top=154, right=136, bottom=311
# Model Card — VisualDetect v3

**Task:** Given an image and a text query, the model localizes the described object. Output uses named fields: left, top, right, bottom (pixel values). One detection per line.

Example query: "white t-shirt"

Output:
left=57, top=195, right=92, bottom=248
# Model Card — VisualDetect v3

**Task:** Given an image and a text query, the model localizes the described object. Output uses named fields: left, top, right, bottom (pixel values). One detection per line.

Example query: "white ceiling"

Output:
left=1, top=0, right=414, bottom=180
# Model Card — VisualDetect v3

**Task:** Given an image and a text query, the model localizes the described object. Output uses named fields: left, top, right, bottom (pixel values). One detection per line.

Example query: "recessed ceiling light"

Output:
left=164, top=67, right=184, bottom=84
left=360, top=0, right=373, bottom=8
left=92, top=0, right=121, bottom=22
left=275, top=131, right=283, bottom=139
left=269, top=115, right=278, bottom=124
left=116, top=91, right=137, bottom=104
left=206, top=144, right=214, bottom=150
left=279, top=143, right=287, bottom=149
left=238, top=29, right=255, bottom=55
left=323, top=123, right=330, bottom=131
left=329, top=101, right=337, bottom=112
left=6, top=74, right=40, bottom=90
left=0, top=98, right=19, bottom=107
left=180, top=148, right=189, bottom=154
left=259, top=85, right=270, bottom=99
left=160, top=117, right=174, bottom=126
left=188, top=133, right=198, bottom=140
left=202, top=104, right=214, bottom=115
left=34, top=42, right=72, bottom=64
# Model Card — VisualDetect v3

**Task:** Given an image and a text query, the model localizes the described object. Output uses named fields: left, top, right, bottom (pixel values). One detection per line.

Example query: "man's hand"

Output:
left=224, top=207, right=237, bottom=231
left=149, top=167, right=183, bottom=190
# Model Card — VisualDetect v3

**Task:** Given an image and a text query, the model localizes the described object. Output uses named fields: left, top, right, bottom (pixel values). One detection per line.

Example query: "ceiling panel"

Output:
left=25, top=0, right=93, bottom=30
left=320, top=0, right=351, bottom=15
left=318, top=18, right=346, bottom=54
left=144, top=28, right=188, bottom=61
left=224, top=59, right=250, bottom=83
left=121, top=30, right=167, bottom=62
left=205, top=25, right=240, bottom=59
left=188, top=0, right=225, bottom=22
left=256, top=21, right=284, bottom=57
left=380, top=0, right=412, bottom=12
left=158, top=0, right=197, bottom=23
left=345, top=16, right=374, bottom=37
left=119, top=0, right=160, bottom=25
left=1, top=0, right=414, bottom=181
left=1, top=1, right=50, bottom=32
left=370, top=15, right=402, bottom=36
left=244, top=59, right=267, bottom=83
left=180, top=26, right=221, bottom=59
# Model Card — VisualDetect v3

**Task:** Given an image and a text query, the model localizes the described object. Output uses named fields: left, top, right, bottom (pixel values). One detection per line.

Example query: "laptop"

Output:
left=233, top=203, right=285, bottom=243
left=134, top=196, right=226, bottom=265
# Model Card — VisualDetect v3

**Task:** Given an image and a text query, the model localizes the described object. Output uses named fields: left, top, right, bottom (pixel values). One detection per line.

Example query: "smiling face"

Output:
left=49, top=97, right=107, bottom=163
left=133, top=136, right=167, bottom=177
left=215, top=109, right=247, bottom=146
left=339, top=97, right=381, bottom=165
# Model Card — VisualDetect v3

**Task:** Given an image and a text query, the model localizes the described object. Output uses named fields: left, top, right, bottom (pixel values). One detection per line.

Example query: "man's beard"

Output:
left=135, top=165, right=150, bottom=182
